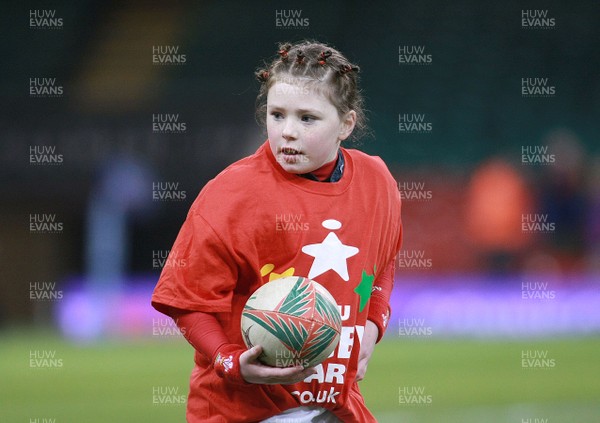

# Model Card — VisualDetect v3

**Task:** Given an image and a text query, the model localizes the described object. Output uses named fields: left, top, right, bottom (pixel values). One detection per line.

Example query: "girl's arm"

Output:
left=171, top=309, right=316, bottom=385
left=367, top=258, right=396, bottom=342
left=357, top=258, right=396, bottom=381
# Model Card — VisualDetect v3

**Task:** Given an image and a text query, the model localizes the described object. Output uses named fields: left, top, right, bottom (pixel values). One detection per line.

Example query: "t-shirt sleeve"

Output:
left=367, top=258, right=395, bottom=342
left=151, top=212, right=238, bottom=314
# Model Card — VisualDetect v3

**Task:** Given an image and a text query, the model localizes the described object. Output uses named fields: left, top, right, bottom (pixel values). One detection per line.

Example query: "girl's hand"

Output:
left=240, top=345, right=317, bottom=385
left=356, top=320, right=379, bottom=382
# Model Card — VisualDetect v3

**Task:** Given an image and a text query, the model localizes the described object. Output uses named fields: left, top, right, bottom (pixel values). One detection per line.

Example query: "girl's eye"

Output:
left=301, top=115, right=316, bottom=122
left=271, top=112, right=283, bottom=120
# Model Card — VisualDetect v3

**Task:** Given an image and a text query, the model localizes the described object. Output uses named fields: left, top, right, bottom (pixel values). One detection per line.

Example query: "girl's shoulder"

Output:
left=218, top=146, right=274, bottom=184
left=343, top=148, right=396, bottom=182
left=189, top=148, right=271, bottom=211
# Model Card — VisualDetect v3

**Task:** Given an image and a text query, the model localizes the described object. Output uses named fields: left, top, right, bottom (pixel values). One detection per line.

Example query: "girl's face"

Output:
left=267, top=80, right=356, bottom=174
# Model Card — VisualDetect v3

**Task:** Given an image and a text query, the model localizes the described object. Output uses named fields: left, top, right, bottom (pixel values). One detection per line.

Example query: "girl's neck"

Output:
left=304, top=152, right=339, bottom=182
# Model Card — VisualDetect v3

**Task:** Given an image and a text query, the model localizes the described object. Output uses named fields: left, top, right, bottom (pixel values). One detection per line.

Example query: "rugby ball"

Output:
left=241, top=276, right=342, bottom=368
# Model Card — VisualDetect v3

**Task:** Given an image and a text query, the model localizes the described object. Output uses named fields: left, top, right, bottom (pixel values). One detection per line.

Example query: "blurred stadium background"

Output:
left=1, top=1, right=599, bottom=422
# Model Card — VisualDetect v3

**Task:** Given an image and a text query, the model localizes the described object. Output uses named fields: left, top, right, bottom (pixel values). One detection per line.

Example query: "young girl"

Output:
left=152, top=40, right=402, bottom=422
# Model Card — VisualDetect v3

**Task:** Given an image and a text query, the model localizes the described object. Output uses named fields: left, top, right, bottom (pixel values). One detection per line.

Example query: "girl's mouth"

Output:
left=281, top=147, right=301, bottom=156
left=278, top=146, right=305, bottom=165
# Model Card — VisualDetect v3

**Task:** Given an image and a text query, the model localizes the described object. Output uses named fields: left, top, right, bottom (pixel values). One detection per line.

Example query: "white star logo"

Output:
left=301, top=219, right=359, bottom=281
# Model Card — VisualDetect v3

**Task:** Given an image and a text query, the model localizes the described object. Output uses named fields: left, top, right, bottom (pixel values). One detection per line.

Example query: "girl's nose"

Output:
left=282, top=119, right=298, bottom=140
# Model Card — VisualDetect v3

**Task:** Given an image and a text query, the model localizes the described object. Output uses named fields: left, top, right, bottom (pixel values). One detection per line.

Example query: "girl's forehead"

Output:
left=267, top=79, right=332, bottom=105
left=267, top=83, right=337, bottom=113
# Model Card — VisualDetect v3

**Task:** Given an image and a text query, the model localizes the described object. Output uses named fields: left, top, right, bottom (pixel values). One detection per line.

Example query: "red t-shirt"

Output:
left=152, top=141, right=402, bottom=422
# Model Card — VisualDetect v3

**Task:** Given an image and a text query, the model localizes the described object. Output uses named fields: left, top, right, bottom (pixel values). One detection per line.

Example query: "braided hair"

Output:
left=255, top=40, right=367, bottom=143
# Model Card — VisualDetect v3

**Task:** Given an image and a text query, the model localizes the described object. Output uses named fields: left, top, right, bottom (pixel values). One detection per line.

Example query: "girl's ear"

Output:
left=338, top=110, right=357, bottom=141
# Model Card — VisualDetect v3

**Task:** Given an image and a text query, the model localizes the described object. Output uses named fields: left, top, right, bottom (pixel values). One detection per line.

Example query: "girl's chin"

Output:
left=279, top=164, right=309, bottom=174
left=276, top=156, right=312, bottom=174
